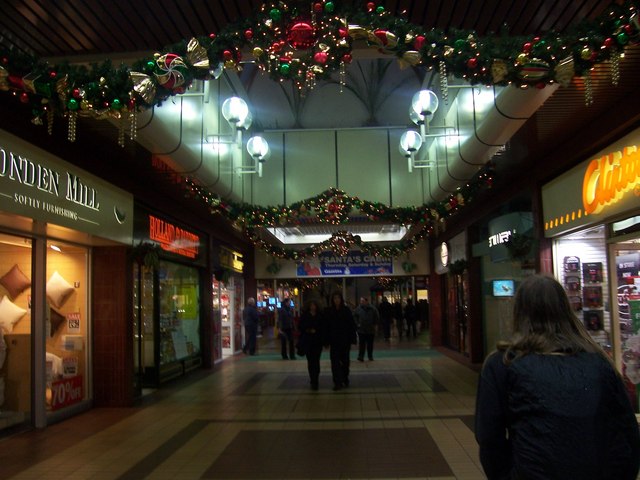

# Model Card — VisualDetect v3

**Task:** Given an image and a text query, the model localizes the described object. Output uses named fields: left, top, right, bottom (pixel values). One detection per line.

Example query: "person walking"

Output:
left=242, top=297, right=259, bottom=355
left=475, top=274, right=640, bottom=480
left=298, top=300, right=325, bottom=390
left=278, top=298, right=295, bottom=360
left=378, top=296, right=393, bottom=342
left=393, top=300, right=403, bottom=339
left=325, top=292, right=357, bottom=391
left=355, top=296, right=378, bottom=361
left=404, top=298, right=417, bottom=339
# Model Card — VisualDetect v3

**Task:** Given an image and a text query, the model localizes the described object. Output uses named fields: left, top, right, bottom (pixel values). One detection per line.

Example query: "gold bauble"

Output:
left=516, top=53, right=528, bottom=65
left=252, top=47, right=264, bottom=57
left=580, top=47, right=592, bottom=60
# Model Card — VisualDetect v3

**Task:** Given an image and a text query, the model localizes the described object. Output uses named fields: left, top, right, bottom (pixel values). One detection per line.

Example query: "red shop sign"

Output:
left=51, top=375, right=83, bottom=411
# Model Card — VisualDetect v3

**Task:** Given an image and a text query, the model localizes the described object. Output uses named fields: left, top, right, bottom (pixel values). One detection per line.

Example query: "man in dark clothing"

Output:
left=242, top=297, right=259, bottom=355
left=278, top=298, right=295, bottom=360
left=325, top=292, right=357, bottom=391
left=354, top=297, right=378, bottom=361
left=378, top=296, right=393, bottom=341
left=404, top=298, right=417, bottom=339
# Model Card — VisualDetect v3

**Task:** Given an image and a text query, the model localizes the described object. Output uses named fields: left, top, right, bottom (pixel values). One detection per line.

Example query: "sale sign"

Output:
left=51, top=375, right=83, bottom=411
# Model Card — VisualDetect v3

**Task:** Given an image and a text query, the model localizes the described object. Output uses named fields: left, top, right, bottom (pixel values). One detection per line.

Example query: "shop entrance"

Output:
left=611, top=242, right=640, bottom=413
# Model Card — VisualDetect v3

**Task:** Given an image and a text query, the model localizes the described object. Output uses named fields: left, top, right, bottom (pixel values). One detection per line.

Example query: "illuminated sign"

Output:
left=582, top=146, right=640, bottom=215
left=488, top=230, right=513, bottom=248
left=148, top=215, right=200, bottom=258
left=220, top=246, right=244, bottom=272
left=0, top=130, right=133, bottom=244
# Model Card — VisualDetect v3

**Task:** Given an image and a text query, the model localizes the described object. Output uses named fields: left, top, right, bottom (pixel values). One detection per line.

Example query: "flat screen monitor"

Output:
left=492, top=279, right=515, bottom=297
left=276, top=301, right=282, bottom=308
left=268, top=297, right=276, bottom=305
left=256, top=301, right=264, bottom=308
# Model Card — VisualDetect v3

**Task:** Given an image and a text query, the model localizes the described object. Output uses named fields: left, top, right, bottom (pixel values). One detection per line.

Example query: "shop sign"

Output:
left=219, top=246, right=244, bottom=272
left=50, top=375, right=83, bottom=411
left=0, top=129, right=133, bottom=244
left=297, top=251, right=393, bottom=277
left=543, top=128, right=640, bottom=237
left=149, top=214, right=200, bottom=259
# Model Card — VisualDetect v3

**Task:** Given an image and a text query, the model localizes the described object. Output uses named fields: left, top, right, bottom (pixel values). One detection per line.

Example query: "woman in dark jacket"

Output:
left=325, top=292, right=357, bottom=391
left=475, top=274, right=640, bottom=480
left=298, top=300, right=325, bottom=391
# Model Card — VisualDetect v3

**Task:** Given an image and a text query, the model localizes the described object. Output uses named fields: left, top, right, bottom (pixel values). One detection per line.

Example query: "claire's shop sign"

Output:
left=0, top=130, right=133, bottom=244
left=542, top=127, right=640, bottom=237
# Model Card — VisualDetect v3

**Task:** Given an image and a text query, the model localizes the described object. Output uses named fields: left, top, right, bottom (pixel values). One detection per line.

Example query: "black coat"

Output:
left=325, top=305, right=357, bottom=347
left=475, top=351, right=640, bottom=480
left=299, top=310, right=325, bottom=349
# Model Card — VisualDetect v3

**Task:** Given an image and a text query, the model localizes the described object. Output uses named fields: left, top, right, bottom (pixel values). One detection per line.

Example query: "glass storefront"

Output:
left=133, top=260, right=202, bottom=387
left=0, top=233, right=32, bottom=430
left=45, top=240, right=89, bottom=414
left=0, top=233, right=90, bottom=432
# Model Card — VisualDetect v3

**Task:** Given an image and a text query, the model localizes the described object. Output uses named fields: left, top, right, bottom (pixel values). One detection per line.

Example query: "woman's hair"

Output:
left=330, top=292, right=344, bottom=308
left=305, top=299, right=320, bottom=312
left=501, top=274, right=606, bottom=364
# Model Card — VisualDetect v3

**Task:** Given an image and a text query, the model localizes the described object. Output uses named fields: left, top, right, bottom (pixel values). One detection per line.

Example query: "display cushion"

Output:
left=0, top=295, right=27, bottom=333
left=50, top=308, right=65, bottom=337
left=46, top=271, right=74, bottom=309
left=0, top=264, right=31, bottom=300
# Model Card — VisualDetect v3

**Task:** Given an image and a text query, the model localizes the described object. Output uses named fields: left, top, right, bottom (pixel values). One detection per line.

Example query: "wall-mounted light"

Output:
left=411, top=89, right=439, bottom=142
left=399, top=130, right=423, bottom=173
left=221, top=96, right=250, bottom=147
left=237, top=135, right=270, bottom=177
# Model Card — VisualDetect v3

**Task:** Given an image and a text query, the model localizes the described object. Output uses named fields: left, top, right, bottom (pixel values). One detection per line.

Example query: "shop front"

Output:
left=0, top=129, right=133, bottom=430
left=132, top=208, right=206, bottom=388
left=214, top=246, right=245, bottom=358
left=542, top=126, right=640, bottom=413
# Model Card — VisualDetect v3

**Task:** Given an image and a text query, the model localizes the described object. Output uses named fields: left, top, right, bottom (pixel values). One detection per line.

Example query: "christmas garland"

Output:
left=185, top=164, right=493, bottom=259
left=0, top=0, right=638, bottom=135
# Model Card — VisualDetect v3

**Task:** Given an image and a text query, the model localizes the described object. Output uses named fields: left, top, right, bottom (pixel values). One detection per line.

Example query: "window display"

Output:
left=0, top=233, right=31, bottom=430
left=158, top=261, right=201, bottom=369
left=45, top=240, right=88, bottom=412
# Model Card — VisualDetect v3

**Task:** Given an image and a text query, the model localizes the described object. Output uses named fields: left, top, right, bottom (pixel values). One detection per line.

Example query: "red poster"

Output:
left=51, top=375, right=83, bottom=411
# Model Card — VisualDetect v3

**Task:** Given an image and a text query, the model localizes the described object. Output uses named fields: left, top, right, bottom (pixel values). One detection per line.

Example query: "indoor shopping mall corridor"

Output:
left=0, top=334, right=484, bottom=480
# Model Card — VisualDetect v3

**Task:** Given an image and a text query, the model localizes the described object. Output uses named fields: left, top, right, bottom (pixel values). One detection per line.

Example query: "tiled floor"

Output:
left=0, top=332, right=486, bottom=480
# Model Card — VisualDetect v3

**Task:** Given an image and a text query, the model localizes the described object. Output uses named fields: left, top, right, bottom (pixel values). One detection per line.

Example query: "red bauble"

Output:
left=523, top=42, right=532, bottom=53
left=72, top=88, right=81, bottom=98
left=533, top=36, right=541, bottom=42
left=342, top=53, right=353, bottom=63
left=338, top=27, right=349, bottom=38
left=128, top=99, right=136, bottom=111
left=313, top=2, right=323, bottom=13
left=272, top=41, right=283, bottom=53
left=19, top=92, right=29, bottom=104
left=209, top=33, right=216, bottom=40
left=288, top=21, right=316, bottom=50
left=374, top=29, right=390, bottom=46
left=625, top=24, right=633, bottom=34
left=1, top=57, right=8, bottom=65
left=366, top=2, right=376, bottom=12
left=467, top=57, right=478, bottom=69
left=603, top=37, right=614, bottom=48
left=535, top=82, right=546, bottom=89
left=49, top=70, right=57, bottom=79
left=414, top=35, right=426, bottom=51
left=244, top=29, right=253, bottom=40
left=223, top=50, right=233, bottom=61
left=314, top=51, right=329, bottom=64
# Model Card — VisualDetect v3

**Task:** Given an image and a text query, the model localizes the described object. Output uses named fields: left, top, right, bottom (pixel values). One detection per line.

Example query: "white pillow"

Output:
left=0, top=295, right=27, bottom=333
left=46, top=351, right=63, bottom=377
left=46, top=271, right=74, bottom=309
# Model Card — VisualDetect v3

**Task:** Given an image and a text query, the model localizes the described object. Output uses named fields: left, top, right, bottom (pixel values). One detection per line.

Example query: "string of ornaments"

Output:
left=1, top=0, right=639, bottom=142
left=184, top=164, right=494, bottom=260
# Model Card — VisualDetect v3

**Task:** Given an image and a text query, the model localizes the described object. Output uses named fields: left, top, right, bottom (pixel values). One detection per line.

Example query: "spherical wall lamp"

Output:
left=411, top=89, right=439, bottom=121
left=221, top=96, right=249, bottom=127
left=247, top=135, right=269, bottom=161
left=399, top=130, right=423, bottom=153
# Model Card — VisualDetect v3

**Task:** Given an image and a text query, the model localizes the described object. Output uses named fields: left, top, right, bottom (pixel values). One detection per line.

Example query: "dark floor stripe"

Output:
left=201, top=427, right=453, bottom=479
left=202, top=414, right=473, bottom=424
left=116, top=420, right=209, bottom=480
left=460, top=414, right=476, bottom=433
left=414, top=369, right=447, bottom=392
left=230, top=372, right=268, bottom=395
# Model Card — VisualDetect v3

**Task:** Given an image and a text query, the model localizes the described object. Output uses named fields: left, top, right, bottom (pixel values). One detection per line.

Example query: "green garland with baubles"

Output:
left=185, top=165, right=493, bottom=260
left=1, top=0, right=638, bottom=131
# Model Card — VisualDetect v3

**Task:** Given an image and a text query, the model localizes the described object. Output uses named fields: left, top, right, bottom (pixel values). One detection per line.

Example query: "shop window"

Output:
left=552, top=226, right=611, bottom=351
left=46, top=241, right=88, bottom=413
left=158, top=261, right=201, bottom=376
left=0, top=233, right=32, bottom=430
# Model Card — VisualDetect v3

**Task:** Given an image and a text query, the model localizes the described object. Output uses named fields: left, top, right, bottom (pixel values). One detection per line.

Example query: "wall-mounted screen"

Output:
left=493, top=279, right=515, bottom=297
